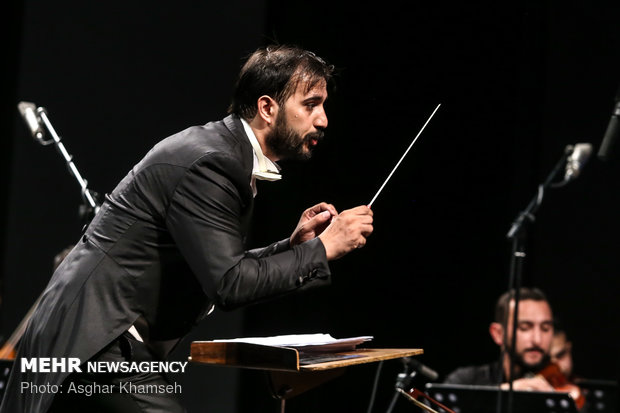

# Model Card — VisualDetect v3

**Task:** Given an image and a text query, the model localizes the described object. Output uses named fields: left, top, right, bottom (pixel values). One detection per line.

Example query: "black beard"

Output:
left=265, top=113, right=324, bottom=161
left=510, top=349, right=551, bottom=376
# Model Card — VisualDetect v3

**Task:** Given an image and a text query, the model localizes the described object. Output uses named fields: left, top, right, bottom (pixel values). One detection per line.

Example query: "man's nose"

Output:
left=532, top=328, right=543, bottom=345
left=315, top=107, right=328, bottom=128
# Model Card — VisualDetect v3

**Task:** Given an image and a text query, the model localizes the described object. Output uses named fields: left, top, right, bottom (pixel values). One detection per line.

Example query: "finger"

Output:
left=308, top=202, right=338, bottom=217
left=346, top=214, right=373, bottom=226
left=347, top=205, right=373, bottom=216
left=309, top=210, right=333, bottom=226
left=358, top=215, right=374, bottom=224
left=360, top=225, right=374, bottom=237
left=354, top=237, right=367, bottom=249
left=322, top=203, right=338, bottom=216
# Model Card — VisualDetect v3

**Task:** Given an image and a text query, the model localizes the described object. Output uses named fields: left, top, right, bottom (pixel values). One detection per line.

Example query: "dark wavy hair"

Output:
left=228, top=45, right=334, bottom=120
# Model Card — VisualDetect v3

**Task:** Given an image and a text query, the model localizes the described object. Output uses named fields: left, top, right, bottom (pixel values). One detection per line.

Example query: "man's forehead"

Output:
left=292, top=78, right=328, bottom=99
left=514, top=299, right=553, bottom=321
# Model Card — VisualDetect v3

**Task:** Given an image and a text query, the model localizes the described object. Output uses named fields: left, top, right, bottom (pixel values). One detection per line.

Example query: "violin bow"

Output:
left=397, top=387, right=457, bottom=413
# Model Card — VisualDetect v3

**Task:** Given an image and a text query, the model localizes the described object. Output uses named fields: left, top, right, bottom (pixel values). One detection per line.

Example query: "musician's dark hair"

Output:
left=228, top=45, right=334, bottom=120
left=494, top=287, right=549, bottom=326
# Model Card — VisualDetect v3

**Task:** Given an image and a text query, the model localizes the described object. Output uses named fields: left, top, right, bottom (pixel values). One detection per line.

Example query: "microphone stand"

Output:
left=23, top=103, right=100, bottom=222
left=386, top=362, right=416, bottom=413
left=385, top=361, right=454, bottom=413
left=499, top=146, right=572, bottom=413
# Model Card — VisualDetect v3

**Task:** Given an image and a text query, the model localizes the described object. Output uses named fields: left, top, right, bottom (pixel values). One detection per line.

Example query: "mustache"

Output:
left=524, top=347, right=545, bottom=354
left=305, top=129, right=325, bottom=142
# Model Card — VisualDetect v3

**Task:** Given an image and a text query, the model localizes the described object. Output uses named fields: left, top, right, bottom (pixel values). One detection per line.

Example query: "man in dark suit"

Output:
left=444, top=288, right=557, bottom=390
left=0, top=45, right=373, bottom=413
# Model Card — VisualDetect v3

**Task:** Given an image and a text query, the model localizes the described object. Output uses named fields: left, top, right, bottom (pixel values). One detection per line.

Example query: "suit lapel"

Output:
left=223, top=114, right=254, bottom=176
left=223, top=115, right=255, bottom=237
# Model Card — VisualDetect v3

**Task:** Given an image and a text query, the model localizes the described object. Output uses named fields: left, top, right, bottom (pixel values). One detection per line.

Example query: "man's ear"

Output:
left=489, top=322, right=504, bottom=346
left=256, top=95, right=278, bottom=125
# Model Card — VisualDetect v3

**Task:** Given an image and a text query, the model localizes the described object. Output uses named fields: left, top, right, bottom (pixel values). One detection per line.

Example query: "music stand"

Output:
left=575, top=378, right=618, bottom=413
left=190, top=339, right=423, bottom=412
left=425, top=383, right=578, bottom=413
left=0, top=360, right=13, bottom=403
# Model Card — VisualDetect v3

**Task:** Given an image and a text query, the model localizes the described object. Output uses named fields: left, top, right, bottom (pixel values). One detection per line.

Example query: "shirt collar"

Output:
left=240, top=118, right=282, bottom=182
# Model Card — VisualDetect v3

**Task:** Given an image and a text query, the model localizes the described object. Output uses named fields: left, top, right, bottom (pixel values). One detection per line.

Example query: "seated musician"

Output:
left=551, top=328, right=575, bottom=380
left=444, top=287, right=583, bottom=406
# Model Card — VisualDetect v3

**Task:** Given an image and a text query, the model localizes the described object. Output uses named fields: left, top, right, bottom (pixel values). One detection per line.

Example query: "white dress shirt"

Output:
left=240, top=118, right=282, bottom=197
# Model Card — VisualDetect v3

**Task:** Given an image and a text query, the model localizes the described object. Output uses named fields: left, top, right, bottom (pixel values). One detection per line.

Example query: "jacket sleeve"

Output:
left=165, top=152, right=331, bottom=310
left=246, top=238, right=291, bottom=258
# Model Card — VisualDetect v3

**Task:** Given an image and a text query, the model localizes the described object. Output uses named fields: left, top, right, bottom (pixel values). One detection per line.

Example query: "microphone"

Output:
left=565, top=143, right=593, bottom=182
left=402, top=357, right=439, bottom=382
left=598, top=87, right=620, bottom=161
left=17, top=101, right=44, bottom=140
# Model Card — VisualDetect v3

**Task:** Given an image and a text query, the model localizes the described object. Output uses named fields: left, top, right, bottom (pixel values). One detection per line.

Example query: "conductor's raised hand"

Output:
left=290, top=202, right=338, bottom=246
left=318, top=205, right=373, bottom=260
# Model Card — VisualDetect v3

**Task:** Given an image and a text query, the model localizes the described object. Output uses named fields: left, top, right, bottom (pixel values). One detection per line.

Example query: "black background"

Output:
left=2, top=1, right=619, bottom=412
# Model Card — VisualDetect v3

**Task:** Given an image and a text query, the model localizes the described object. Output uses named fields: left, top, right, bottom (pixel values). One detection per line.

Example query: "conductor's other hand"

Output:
left=290, top=202, right=338, bottom=246
left=318, top=205, right=373, bottom=260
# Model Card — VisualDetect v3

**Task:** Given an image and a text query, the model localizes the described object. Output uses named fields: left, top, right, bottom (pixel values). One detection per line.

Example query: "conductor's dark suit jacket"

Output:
left=0, top=115, right=331, bottom=413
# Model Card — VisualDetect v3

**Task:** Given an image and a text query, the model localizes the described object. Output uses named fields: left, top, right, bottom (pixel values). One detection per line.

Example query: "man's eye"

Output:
left=553, top=349, right=568, bottom=358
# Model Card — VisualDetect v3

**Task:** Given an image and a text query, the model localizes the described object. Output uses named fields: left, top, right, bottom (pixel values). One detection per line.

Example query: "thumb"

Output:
left=309, top=210, right=333, bottom=226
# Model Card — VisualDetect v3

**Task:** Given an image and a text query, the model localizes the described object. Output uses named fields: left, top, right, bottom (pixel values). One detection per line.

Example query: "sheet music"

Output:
left=213, top=334, right=373, bottom=352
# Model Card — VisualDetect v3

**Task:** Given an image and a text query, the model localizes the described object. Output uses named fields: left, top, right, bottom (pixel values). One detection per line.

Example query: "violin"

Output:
left=538, top=362, right=585, bottom=410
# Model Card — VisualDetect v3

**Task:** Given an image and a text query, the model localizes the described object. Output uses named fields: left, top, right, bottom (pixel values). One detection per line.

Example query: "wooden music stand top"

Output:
left=189, top=340, right=423, bottom=402
left=189, top=340, right=423, bottom=372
